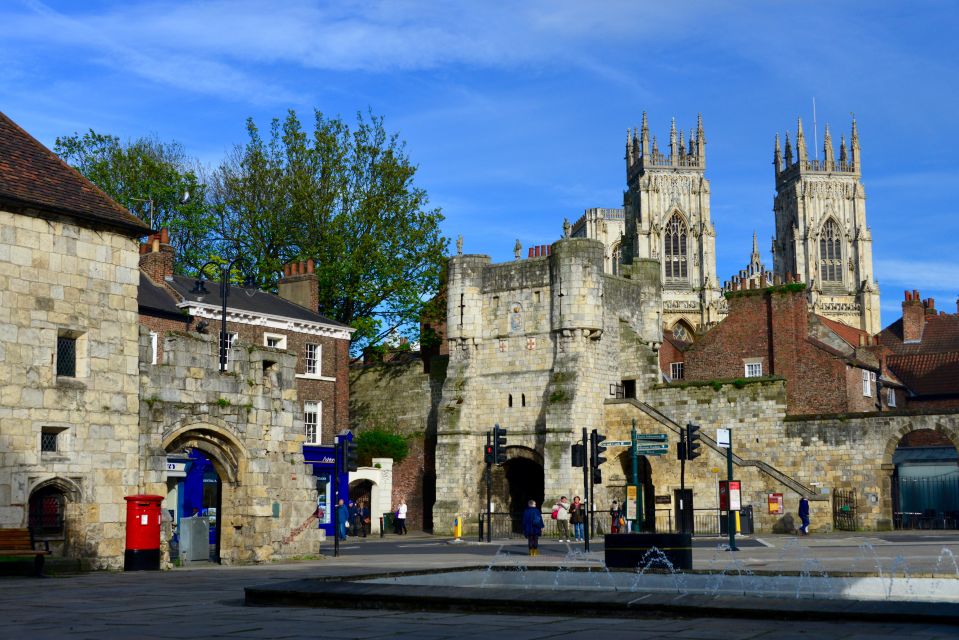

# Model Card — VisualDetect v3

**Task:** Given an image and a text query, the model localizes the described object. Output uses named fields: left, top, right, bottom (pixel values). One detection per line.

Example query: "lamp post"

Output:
left=191, top=259, right=255, bottom=372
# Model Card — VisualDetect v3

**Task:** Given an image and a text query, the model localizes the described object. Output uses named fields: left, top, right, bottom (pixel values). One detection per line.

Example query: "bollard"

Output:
left=477, top=514, right=484, bottom=542
left=453, top=516, right=462, bottom=541
left=379, top=516, right=384, bottom=538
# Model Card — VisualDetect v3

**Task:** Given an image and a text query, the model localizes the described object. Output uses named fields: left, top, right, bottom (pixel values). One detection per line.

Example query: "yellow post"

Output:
left=735, top=510, right=741, bottom=534
left=453, top=516, right=462, bottom=540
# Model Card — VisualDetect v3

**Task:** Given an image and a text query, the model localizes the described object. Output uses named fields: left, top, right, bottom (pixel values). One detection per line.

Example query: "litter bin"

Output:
left=124, top=494, right=164, bottom=571
left=382, top=512, right=394, bottom=534
left=739, top=505, right=754, bottom=535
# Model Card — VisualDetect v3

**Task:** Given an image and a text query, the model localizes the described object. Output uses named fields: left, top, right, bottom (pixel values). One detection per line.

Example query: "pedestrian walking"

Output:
left=610, top=500, right=622, bottom=534
left=798, top=496, right=810, bottom=535
left=358, top=501, right=370, bottom=537
left=348, top=501, right=359, bottom=537
left=522, top=499, right=545, bottom=556
left=396, top=499, right=408, bottom=535
left=552, top=496, right=571, bottom=542
left=335, top=499, right=349, bottom=541
left=570, top=496, right=585, bottom=542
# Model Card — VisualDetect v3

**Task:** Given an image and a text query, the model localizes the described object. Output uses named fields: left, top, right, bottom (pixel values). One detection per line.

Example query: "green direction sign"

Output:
left=634, top=433, right=668, bottom=442
left=635, top=444, right=669, bottom=453
left=599, top=440, right=632, bottom=447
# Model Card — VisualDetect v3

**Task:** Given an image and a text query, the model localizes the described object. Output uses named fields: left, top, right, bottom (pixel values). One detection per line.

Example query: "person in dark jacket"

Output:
left=348, top=501, right=359, bottom=537
left=610, top=500, right=622, bottom=534
left=336, top=499, right=349, bottom=541
left=569, top=496, right=586, bottom=542
left=798, top=497, right=810, bottom=535
left=522, top=500, right=545, bottom=556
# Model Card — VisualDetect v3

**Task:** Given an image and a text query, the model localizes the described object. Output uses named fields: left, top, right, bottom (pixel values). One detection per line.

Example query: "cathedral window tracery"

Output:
left=819, top=219, right=843, bottom=284
left=664, top=213, right=688, bottom=282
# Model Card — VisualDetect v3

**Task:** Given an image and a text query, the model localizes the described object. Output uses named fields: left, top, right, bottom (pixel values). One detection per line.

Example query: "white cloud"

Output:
left=875, top=258, right=959, bottom=291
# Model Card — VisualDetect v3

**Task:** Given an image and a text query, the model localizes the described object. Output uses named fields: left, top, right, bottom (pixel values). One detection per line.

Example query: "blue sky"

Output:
left=2, top=1, right=958, bottom=326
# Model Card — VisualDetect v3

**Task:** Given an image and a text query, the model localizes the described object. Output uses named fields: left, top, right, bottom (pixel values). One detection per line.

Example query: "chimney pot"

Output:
left=284, top=264, right=291, bottom=277
left=913, top=289, right=920, bottom=300
left=905, top=290, right=911, bottom=301
left=929, top=297, right=935, bottom=310
left=160, top=228, right=169, bottom=244
left=306, top=259, right=314, bottom=274
left=528, top=248, right=534, bottom=258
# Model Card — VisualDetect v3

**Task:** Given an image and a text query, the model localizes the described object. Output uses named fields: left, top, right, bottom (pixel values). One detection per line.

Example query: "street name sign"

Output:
left=599, top=440, right=632, bottom=447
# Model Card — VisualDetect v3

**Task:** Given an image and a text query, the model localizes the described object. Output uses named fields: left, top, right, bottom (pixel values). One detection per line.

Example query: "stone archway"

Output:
left=161, top=421, right=249, bottom=564
left=884, top=425, right=959, bottom=529
left=27, top=476, right=83, bottom=549
left=882, top=421, right=959, bottom=530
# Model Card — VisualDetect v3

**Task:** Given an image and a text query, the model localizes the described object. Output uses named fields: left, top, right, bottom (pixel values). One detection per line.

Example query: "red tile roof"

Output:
left=816, top=315, right=870, bottom=348
left=879, top=313, right=959, bottom=355
left=887, top=351, right=959, bottom=397
left=0, top=111, right=150, bottom=236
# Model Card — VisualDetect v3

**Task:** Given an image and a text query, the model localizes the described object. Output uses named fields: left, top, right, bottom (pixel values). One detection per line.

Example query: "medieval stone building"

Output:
left=772, top=119, right=881, bottom=333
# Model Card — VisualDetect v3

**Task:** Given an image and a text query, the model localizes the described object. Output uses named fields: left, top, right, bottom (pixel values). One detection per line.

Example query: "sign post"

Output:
left=723, top=428, right=738, bottom=551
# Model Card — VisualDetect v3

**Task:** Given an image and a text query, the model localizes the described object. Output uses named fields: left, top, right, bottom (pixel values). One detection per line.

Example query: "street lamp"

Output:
left=191, top=258, right=256, bottom=372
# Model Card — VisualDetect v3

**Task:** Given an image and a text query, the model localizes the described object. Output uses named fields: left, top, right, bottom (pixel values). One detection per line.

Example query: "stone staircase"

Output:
left=611, top=398, right=825, bottom=500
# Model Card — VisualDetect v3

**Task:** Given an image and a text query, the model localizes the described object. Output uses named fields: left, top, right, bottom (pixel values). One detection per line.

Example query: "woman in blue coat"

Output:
left=522, top=500, right=545, bottom=556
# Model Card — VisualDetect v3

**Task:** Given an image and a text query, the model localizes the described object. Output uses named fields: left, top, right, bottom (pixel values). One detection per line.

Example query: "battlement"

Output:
left=775, top=117, right=861, bottom=181
left=626, top=112, right=706, bottom=177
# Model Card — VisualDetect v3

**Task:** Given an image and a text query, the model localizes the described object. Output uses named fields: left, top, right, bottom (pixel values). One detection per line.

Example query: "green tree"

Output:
left=211, top=109, right=447, bottom=353
left=54, top=131, right=217, bottom=273
left=353, top=429, right=409, bottom=467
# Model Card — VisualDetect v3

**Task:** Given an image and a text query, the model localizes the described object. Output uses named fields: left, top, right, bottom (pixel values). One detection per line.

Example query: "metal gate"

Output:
left=833, top=489, right=858, bottom=531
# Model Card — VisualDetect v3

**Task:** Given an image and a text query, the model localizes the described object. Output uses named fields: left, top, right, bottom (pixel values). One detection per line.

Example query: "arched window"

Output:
left=671, top=321, right=693, bottom=343
left=611, top=242, right=622, bottom=276
left=664, top=213, right=688, bottom=281
left=819, top=219, right=842, bottom=284
left=508, top=394, right=513, bottom=408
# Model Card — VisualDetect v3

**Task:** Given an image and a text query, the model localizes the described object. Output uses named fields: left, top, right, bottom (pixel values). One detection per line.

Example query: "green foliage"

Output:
left=216, top=398, right=231, bottom=408
left=354, top=428, right=409, bottom=467
left=549, top=389, right=569, bottom=403
left=210, top=109, right=447, bottom=354
left=54, top=131, right=217, bottom=274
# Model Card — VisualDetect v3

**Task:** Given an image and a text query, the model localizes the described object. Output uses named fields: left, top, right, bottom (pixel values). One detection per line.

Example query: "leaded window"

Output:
left=56, top=336, right=76, bottom=377
left=664, top=214, right=688, bottom=281
left=819, top=219, right=842, bottom=284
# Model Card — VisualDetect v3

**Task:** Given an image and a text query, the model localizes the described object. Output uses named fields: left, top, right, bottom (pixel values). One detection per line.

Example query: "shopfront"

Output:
left=303, top=444, right=350, bottom=538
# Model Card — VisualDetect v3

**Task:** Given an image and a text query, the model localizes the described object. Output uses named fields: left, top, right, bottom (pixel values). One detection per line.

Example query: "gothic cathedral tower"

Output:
left=772, top=118, right=881, bottom=333
left=623, top=113, right=723, bottom=337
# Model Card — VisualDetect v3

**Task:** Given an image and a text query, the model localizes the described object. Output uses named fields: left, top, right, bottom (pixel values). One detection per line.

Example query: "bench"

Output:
left=0, top=528, right=51, bottom=576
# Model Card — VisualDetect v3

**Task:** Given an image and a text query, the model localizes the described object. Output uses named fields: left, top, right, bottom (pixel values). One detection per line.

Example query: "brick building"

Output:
left=138, top=235, right=354, bottom=442
left=681, top=282, right=901, bottom=415
left=879, top=291, right=959, bottom=409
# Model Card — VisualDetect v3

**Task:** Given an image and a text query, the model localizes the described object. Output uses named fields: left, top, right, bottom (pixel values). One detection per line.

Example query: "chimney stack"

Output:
left=139, top=228, right=174, bottom=283
left=277, top=259, right=319, bottom=312
left=902, top=288, right=925, bottom=343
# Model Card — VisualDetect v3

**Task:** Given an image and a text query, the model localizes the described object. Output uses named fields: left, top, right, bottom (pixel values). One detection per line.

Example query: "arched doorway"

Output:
left=504, top=457, right=545, bottom=515
left=27, top=477, right=81, bottom=554
left=619, top=452, right=656, bottom=532
left=163, top=422, right=245, bottom=564
left=892, top=429, right=959, bottom=529
left=349, top=479, right=374, bottom=536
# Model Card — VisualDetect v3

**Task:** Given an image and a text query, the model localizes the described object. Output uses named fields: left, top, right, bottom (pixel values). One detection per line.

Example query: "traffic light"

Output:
left=590, top=430, right=607, bottom=484
left=686, top=423, right=702, bottom=460
left=341, top=438, right=358, bottom=472
left=484, top=443, right=495, bottom=465
left=493, top=425, right=508, bottom=465
left=571, top=443, right=585, bottom=467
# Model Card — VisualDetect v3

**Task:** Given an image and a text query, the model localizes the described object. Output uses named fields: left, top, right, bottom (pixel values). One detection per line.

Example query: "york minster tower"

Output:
left=622, top=113, right=724, bottom=339
left=772, top=118, right=881, bottom=333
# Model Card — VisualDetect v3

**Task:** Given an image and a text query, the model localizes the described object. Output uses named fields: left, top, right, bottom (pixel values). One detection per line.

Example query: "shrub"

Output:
left=354, top=428, right=409, bottom=467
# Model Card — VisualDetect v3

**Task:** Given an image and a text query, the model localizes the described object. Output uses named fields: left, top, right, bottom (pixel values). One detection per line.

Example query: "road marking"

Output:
left=754, top=537, right=773, bottom=548
left=397, top=543, right=443, bottom=548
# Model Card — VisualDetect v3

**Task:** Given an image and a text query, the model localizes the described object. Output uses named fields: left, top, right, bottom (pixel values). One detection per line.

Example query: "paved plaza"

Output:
left=2, top=532, right=958, bottom=639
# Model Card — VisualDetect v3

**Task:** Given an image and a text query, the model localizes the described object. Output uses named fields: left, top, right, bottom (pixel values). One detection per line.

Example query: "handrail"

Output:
left=609, top=398, right=824, bottom=500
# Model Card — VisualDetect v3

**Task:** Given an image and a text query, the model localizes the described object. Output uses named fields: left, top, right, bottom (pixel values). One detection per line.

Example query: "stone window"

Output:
left=508, top=394, right=513, bottom=408
left=40, top=426, right=67, bottom=454
left=264, top=333, right=287, bottom=350
left=745, top=362, right=762, bottom=378
left=887, top=387, right=896, bottom=408
left=664, top=213, right=688, bottom=282
left=304, top=343, right=321, bottom=376
left=611, top=242, right=622, bottom=276
left=150, top=332, right=158, bottom=365
left=521, top=393, right=526, bottom=407
left=819, top=219, right=843, bottom=284
left=56, top=336, right=76, bottom=377
left=304, top=401, right=321, bottom=444
left=670, top=362, right=685, bottom=380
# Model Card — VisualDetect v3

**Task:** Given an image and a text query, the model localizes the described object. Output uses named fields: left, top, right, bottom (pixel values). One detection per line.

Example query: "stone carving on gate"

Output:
left=510, top=303, right=524, bottom=333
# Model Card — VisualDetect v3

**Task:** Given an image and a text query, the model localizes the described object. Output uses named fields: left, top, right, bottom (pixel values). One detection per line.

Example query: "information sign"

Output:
left=768, top=493, right=784, bottom=515
left=719, top=480, right=742, bottom=511
left=716, top=428, right=731, bottom=448
left=625, top=485, right=638, bottom=520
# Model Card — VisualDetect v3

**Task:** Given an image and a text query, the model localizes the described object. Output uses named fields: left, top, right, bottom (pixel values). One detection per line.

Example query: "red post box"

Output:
left=124, top=494, right=164, bottom=571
